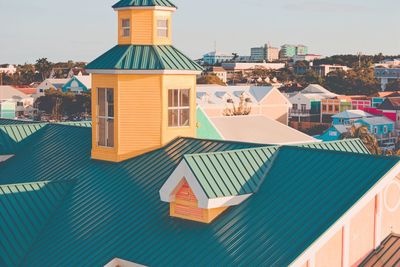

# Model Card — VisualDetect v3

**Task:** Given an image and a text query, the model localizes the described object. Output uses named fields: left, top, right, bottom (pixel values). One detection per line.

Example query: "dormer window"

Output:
left=121, top=19, right=130, bottom=37
left=157, top=19, right=168, bottom=38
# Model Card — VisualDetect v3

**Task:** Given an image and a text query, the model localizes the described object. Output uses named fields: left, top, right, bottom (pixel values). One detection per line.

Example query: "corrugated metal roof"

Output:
left=359, top=233, right=400, bottom=267
left=300, top=139, right=371, bottom=154
left=0, top=181, right=74, bottom=267
left=0, top=119, right=42, bottom=126
left=57, top=121, right=92, bottom=127
left=0, top=125, right=394, bottom=266
left=112, top=0, right=176, bottom=8
left=184, top=146, right=278, bottom=198
left=86, top=45, right=203, bottom=71
left=0, top=123, right=47, bottom=155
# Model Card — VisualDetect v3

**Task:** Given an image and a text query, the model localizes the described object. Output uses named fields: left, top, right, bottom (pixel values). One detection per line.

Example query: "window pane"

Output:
left=98, top=118, right=106, bottom=146
left=107, top=89, right=114, bottom=117
left=123, top=29, right=130, bottom=37
left=122, top=19, right=130, bottom=27
left=168, top=110, right=178, bottom=127
left=158, top=29, right=168, bottom=38
left=98, top=88, right=106, bottom=117
left=168, top=89, right=179, bottom=107
left=180, top=109, right=190, bottom=126
left=157, top=19, right=168, bottom=27
left=107, top=119, right=114, bottom=147
left=180, top=90, right=190, bottom=107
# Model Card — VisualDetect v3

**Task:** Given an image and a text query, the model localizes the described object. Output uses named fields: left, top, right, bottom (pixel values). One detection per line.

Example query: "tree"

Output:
left=341, top=125, right=381, bottom=155
left=223, top=94, right=252, bottom=116
left=35, top=58, right=53, bottom=81
left=197, top=75, right=226, bottom=86
left=386, top=79, right=400, bottom=91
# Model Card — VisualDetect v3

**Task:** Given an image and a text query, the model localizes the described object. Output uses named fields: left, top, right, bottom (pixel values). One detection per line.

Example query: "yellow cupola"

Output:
left=86, top=0, right=203, bottom=162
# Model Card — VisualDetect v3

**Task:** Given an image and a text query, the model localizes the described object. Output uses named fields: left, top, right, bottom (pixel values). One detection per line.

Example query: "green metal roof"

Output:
left=0, top=181, right=74, bottom=267
left=184, top=146, right=278, bottom=198
left=0, top=123, right=47, bottom=155
left=0, top=124, right=397, bottom=266
left=86, top=45, right=203, bottom=72
left=113, top=0, right=176, bottom=9
left=57, top=121, right=92, bottom=127
left=300, top=139, right=371, bottom=154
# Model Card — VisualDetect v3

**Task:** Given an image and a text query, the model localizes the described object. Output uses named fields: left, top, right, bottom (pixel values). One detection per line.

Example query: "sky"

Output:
left=0, top=0, right=399, bottom=64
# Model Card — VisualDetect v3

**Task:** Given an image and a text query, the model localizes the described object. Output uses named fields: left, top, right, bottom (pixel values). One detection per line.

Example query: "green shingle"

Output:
left=0, top=181, right=74, bottom=266
left=86, top=45, right=203, bottom=72
left=112, top=0, right=176, bottom=9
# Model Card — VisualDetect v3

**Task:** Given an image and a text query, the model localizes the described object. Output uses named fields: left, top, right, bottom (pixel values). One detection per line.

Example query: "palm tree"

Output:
left=341, top=125, right=381, bottom=155
left=223, top=94, right=252, bottom=116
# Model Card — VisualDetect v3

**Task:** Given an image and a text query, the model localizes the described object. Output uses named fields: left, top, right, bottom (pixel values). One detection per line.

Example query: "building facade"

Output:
left=250, top=44, right=280, bottom=62
left=203, top=51, right=232, bottom=65
left=280, top=44, right=309, bottom=59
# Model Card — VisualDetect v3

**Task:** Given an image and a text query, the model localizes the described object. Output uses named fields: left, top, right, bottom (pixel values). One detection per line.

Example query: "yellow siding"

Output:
left=117, top=9, right=173, bottom=45
left=117, top=75, right=162, bottom=159
left=161, top=75, right=197, bottom=144
left=153, top=11, right=173, bottom=45
left=91, top=74, right=119, bottom=162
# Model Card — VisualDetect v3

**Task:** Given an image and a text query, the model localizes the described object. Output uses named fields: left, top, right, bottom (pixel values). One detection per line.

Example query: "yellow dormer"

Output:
left=86, top=0, right=203, bottom=162
left=117, top=8, right=174, bottom=45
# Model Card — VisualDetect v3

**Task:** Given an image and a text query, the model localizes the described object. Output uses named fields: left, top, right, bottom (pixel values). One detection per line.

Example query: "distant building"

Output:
left=293, top=54, right=322, bottom=63
left=222, top=62, right=285, bottom=72
left=374, top=59, right=400, bottom=90
left=280, top=44, right=309, bottom=59
left=312, top=64, right=349, bottom=77
left=62, top=75, right=92, bottom=93
left=203, top=51, right=232, bottom=65
left=0, top=64, right=17, bottom=75
left=209, top=67, right=227, bottom=83
left=0, top=86, right=35, bottom=118
left=36, top=78, right=70, bottom=95
left=250, top=44, right=280, bottom=62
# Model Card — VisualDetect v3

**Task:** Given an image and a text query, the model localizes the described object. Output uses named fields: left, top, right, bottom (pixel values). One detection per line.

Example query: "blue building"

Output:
left=316, top=125, right=348, bottom=142
left=202, top=51, right=232, bottom=65
left=332, top=110, right=373, bottom=125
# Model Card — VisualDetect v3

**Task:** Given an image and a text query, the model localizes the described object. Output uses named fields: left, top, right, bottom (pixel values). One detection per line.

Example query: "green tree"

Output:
left=35, top=58, right=53, bottom=81
left=386, top=79, right=400, bottom=91
left=341, top=125, right=381, bottom=155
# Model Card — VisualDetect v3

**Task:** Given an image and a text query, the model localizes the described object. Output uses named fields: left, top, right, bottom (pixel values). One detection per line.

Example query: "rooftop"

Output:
left=112, top=0, right=176, bottom=9
left=332, top=110, right=373, bottom=119
left=0, top=123, right=391, bottom=266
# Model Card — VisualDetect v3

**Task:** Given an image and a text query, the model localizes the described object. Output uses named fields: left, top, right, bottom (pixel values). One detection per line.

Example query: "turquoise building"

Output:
left=61, top=76, right=91, bottom=93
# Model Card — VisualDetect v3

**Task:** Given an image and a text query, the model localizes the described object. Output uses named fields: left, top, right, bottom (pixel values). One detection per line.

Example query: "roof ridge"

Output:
left=152, top=45, right=166, bottom=69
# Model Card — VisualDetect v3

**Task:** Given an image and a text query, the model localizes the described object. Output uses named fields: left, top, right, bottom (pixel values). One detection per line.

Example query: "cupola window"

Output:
left=121, top=19, right=130, bottom=37
left=157, top=19, right=169, bottom=38
left=97, top=88, right=114, bottom=148
left=168, top=89, right=190, bottom=127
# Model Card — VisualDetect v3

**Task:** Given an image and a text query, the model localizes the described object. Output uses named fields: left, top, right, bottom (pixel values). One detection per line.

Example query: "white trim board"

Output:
left=113, top=6, right=177, bottom=12
left=289, top=162, right=400, bottom=267
left=159, top=160, right=252, bottom=209
left=86, top=69, right=201, bottom=75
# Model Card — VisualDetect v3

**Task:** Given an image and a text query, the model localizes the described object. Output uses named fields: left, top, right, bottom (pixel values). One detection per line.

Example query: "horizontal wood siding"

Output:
left=118, top=74, right=162, bottom=155
left=132, top=10, right=154, bottom=45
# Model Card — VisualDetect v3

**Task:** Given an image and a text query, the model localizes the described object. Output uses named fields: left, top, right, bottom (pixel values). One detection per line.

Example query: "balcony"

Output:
left=289, top=108, right=311, bottom=117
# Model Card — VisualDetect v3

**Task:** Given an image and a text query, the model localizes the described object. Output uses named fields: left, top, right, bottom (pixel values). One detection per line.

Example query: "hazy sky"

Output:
left=0, top=0, right=399, bottom=64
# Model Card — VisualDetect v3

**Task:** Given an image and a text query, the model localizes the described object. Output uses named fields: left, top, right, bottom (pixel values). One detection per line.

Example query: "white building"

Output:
left=293, top=54, right=322, bottom=63
left=312, top=64, right=350, bottom=77
left=375, top=59, right=400, bottom=90
left=36, top=78, right=70, bottom=95
left=0, top=64, right=17, bottom=75
left=250, top=44, right=280, bottom=62
left=0, top=86, right=35, bottom=117
left=222, top=62, right=285, bottom=72
left=208, top=67, right=227, bottom=83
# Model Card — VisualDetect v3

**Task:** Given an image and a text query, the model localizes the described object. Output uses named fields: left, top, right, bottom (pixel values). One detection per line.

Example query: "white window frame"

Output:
left=121, top=18, right=130, bottom=37
left=97, top=88, right=114, bottom=148
left=168, top=89, right=190, bottom=128
left=157, top=18, right=169, bottom=38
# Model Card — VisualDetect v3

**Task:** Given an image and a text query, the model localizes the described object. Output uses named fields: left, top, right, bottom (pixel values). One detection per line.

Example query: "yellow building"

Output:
left=86, top=0, right=203, bottom=162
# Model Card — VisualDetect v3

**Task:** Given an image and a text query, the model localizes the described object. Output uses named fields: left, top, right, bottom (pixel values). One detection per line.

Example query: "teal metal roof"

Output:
left=0, top=119, right=42, bottom=126
left=113, top=0, right=176, bottom=9
left=184, top=146, right=278, bottom=198
left=0, top=181, right=74, bottom=267
left=300, top=139, right=371, bottom=154
left=57, top=121, right=92, bottom=127
left=0, top=123, right=47, bottom=155
left=0, top=124, right=396, bottom=266
left=86, top=45, right=203, bottom=72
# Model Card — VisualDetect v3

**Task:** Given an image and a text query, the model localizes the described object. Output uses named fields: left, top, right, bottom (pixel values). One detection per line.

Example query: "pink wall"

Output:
left=315, top=229, right=343, bottom=267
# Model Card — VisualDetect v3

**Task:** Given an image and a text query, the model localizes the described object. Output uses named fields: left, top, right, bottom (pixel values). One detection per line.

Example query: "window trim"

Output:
left=97, top=88, right=115, bottom=148
left=168, top=89, right=191, bottom=128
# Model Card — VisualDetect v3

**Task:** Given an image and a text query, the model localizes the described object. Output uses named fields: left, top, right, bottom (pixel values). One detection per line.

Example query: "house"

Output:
left=316, top=124, right=349, bottom=142
left=378, top=97, right=400, bottom=130
left=196, top=108, right=318, bottom=145
left=0, top=100, right=16, bottom=119
left=36, top=78, right=69, bottom=95
left=196, top=85, right=290, bottom=124
left=0, top=64, right=17, bottom=75
left=312, top=64, right=350, bottom=77
left=1, top=1, right=399, bottom=267
left=288, top=84, right=337, bottom=122
left=208, top=67, right=227, bottom=83
left=374, top=59, right=400, bottom=90
left=332, top=110, right=373, bottom=125
left=356, top=116, right=396, bottom=150
left=0, top=86, right=34, bottom=118
left=61, top=75, right=92, bottom=93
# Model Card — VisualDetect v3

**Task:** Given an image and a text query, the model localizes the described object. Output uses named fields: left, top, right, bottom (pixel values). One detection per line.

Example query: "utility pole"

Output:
left=0, top=72, right=3, bottom=86
left=357, top=52, right=362, bottom=68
